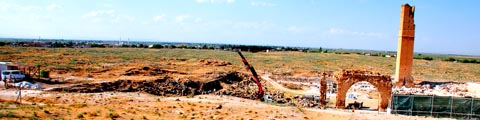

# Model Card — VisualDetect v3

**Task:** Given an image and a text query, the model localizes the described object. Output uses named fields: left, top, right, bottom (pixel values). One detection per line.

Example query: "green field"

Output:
left=1, top=47, right=479, bottom=82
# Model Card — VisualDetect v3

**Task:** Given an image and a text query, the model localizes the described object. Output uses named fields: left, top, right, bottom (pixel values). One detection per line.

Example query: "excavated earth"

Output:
left=47, top=71, right=316, bottom=107
left=49, top=72, right=266, bottom=99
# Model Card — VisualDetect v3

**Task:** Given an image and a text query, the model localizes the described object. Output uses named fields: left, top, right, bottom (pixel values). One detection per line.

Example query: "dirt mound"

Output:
left=200, top=59, right=232, bottom=66
left=123, top=66, right=186, bottom=76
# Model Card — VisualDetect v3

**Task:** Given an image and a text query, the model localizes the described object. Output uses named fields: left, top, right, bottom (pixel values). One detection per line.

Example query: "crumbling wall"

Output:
left=332, top=70, right=392, bottom=111
left=395, top=4, right=415, bottom=88
left=319, top=72, right=327, bottom=109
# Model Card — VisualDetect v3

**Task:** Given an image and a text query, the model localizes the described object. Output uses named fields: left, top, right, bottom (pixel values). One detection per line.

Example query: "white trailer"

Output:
left=0, top=62, right=9, bottom=72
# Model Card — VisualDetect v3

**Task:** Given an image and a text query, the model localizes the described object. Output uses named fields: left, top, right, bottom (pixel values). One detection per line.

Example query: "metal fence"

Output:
left=391, top=94, right=480, bottom=119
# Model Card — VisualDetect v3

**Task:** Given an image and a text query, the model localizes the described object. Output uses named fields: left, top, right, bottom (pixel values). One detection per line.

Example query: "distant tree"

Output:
left=66, top=41, right=74, bottom=47
left=151, top=44, right=163, bottom=49
left=458, top=59, right=479, bottom=63
left=187, top=46, right=195, bottom=49
left=169, top=44, right=177, bottom=49
left=319, top=47, right=323, bottom=53
left=179, top=44, right=186, bottom=49
left=422, top=56, right=433, bottom=61
left=52, top=42, right=64, bottom=48
left=91, top=44, right=106, bottom=48
left=0, top=41, right=5, bottom=46
left=443, top=57, right=456, bottom=62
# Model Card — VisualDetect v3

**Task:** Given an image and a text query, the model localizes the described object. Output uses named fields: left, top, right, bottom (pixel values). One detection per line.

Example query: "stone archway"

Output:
left=334, top=70, right=392, bottom=111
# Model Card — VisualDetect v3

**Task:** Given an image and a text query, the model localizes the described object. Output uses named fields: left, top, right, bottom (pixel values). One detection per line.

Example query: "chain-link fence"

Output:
left=391, top=94, right=480, bottom=119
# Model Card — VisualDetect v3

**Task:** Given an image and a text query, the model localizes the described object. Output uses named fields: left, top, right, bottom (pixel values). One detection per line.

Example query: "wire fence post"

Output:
left=450, top=96, right=453, bottom=118
left=410, top=94, right=414, bottom=116
left=430, top=95, right=434, bottom=117
left=392, top=94, right=396, bottom=114
left=471, top=97, right=474, bottom=119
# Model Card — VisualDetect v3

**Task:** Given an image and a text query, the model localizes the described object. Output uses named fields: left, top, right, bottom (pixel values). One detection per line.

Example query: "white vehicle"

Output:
left=1, top=70, right=26, bottom=82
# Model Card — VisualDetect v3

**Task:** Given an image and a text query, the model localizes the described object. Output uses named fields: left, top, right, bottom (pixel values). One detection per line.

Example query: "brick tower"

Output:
left=395, top=4, right=415, bottom=87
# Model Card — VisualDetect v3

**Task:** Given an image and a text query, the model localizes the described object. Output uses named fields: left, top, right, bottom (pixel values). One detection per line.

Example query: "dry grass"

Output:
left=1, top=46, right=478, bottom=82
left=0, top=91, right=451, bottom=120
left=0, top=92, right=320, bottom=120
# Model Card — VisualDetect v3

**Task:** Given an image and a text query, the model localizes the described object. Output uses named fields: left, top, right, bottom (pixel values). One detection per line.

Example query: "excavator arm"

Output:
left=237, top=50, right=264, bottom=100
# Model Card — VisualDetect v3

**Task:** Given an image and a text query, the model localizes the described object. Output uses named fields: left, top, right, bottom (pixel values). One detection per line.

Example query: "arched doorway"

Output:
left=334, top=70, right=392, bottom=111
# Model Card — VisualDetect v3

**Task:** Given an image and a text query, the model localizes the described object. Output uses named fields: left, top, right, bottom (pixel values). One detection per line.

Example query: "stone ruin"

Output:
left=320, top=70, right=392, bottom=111
left=318, top=4, right=417, bottom=111
left=395, top=3, right=415, bottom=87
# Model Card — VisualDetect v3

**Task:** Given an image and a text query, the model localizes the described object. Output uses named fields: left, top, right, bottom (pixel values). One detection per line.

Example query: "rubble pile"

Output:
left=50, top=72, right=266, bottom=98
left=292, top=95, right=318, bottom=107
left=49, top=70, right=323, bottom=107
left=213, top=79, right=264, bottom=99
left=393, top=82, right=479, bottom=97
left=270, top=75, right=319, bottom=83
left=49, top=77, right=194, bottom=96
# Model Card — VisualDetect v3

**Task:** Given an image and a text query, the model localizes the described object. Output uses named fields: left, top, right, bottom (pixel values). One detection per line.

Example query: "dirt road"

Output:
left=261, top=74, right=313, bottom=95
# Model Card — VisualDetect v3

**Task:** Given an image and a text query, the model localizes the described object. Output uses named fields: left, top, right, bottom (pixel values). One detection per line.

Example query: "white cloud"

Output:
left=46, top=3, right=60, bottom=11
left=287, top=26, right=305, bottom=33
left=153, top=14, right=167, bottom=22
left=195, top=0, right=235, bottom=4
left=250, top=1, right=277, bottom=7
left=0, top=2, right=62, bottom=12
left=227, top=0, right=235, bottom=3
left=83, top=10, right=135, bottom=23
left=0, top=2, right=42, bottom=11
left=195, top=0, right=207, bottom=3
left=175, top=15, right=191, bottom=24
left=83, top=10, right=115, bottom=18
left=102, top=3, right=113, bottom=8
left=232, top=21, right=276, bottom=31
left=194, top=18, right=203, bottom=23
left=0, top=2, right=13, bottom=11
left=328, top=28, right=346, bottom=34
left=112, top=15, right=135, bottom=23
left=327, top=28, right=385, bottom=38
left=0, top=2, right=61, bottom=23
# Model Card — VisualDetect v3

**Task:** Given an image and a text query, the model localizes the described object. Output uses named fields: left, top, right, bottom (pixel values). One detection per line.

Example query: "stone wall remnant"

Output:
left=395, top=3, right=415, bottom=87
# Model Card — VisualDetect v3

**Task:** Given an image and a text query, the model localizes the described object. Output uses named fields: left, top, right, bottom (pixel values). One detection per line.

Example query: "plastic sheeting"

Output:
left=14, top=81, right=42, bottom=89
left=391, top=94, right=480, bottom=119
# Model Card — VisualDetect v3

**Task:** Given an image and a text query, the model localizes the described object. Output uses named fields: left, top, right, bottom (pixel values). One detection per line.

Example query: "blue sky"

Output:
left=0, top=0, right=479, bottom=55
